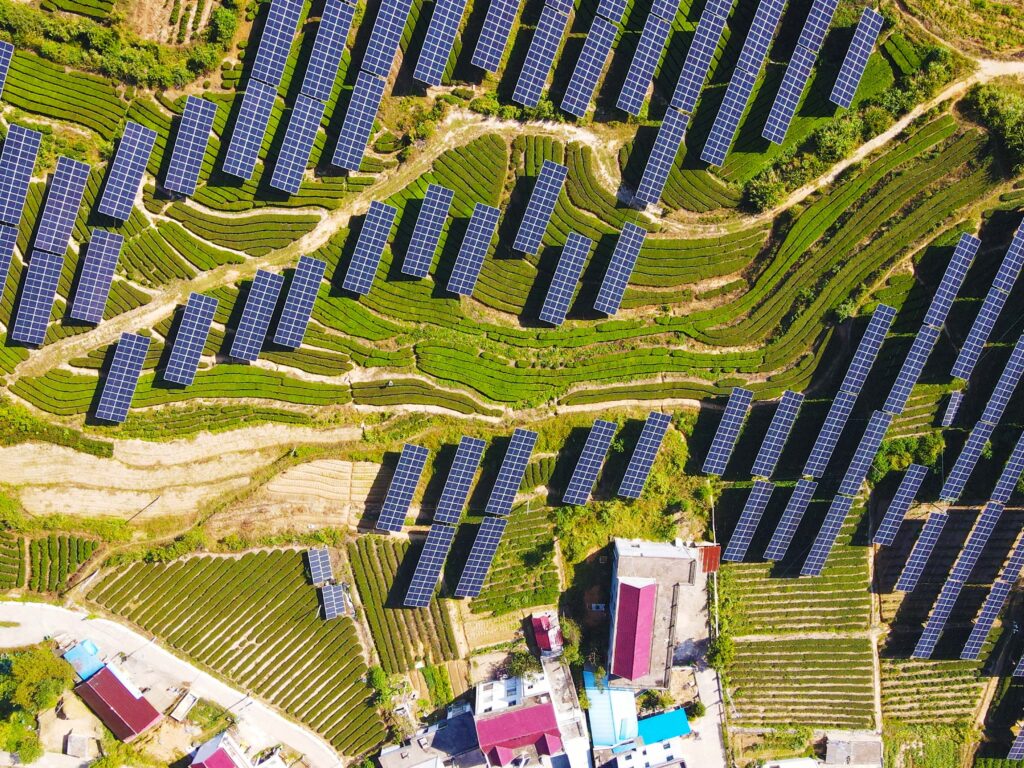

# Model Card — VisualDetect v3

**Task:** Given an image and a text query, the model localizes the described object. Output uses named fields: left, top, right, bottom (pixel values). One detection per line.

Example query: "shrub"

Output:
left=964, top=81, right=1024, bottom=173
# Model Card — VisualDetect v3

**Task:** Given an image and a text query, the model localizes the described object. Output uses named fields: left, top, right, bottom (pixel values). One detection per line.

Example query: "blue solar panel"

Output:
left=923, top=233, right=979, bottom=329
left=415, top=0, right=469, bottom=85
left=230, top=269, right=285, bottom=361
left=377, top=443, right=430, bottom=532
left=320, top=583, right=347, bottom=619
left=706, top=0, right=733, bottom=16
left=952, top=294, right=1008, bottom=383
left=734, top=0, right=785, bottom=76
left=513, top=4, right=569, bottom=108
left=839, top=304, right=896, bottom=396
left=941, top=390, right=963, bottom=427
left=830, top=7, right=884, bottom=109
left=619, top=412, right=672, bottom=498
left=9, top=249, right=63, bottom=346
left=332, top=72, right=386, bottom=171
left=472, top=0, right=523, bottom=72
left=940, top=420, right=995, bottom=503
left=0, top=40, right=12, bottom=97
left=992, top=227, right=1024, bottom=295
left=800, top=493, right=855, bottom=576
left=0, top=124, right=42, bottom=226
left=763, top=479, right=817, bottom=560
left=223, top=80, right=277, bottom=180
left=703, top=387, right=753, bottom=476
left=486, top=428, right=538, bottom=515
left=838, top=410, right=892, bottom=497
left=561, top=16, right=617, bottom=118
left=447, top=203, right=500, bottom=296
left=563, top=419, right=617, bottom=506
left=434, top=436, right=487, bottom=524
left=301, top=0, right=356, bottom=102
left=95, top=333, right=150, bottom=424
left=546, top=0, right=574, bottom=15
left=894, top=511, right=947, bottom=592
left=616, top=14, right=672, bottom=116
left=98, top=121, right=157, bottom=221
left=803, top=390, right=857, bottom=477
left=649, top=0, right=679, bottom=21
left=274, top=255, right=326, bottom=348
left=404, top=522, right=458, bottom=607
left=403, top=184, right=454, bottom=278
left=670, top=6, right=730, bottom=113
left=34, top=156, right=89, bottom=255
left=977, top=333, right=1024, bottom=425
left=751, top=391, right=804, bottom=478
left=343, top=200, right=397, bottom=295
left=362, top=0, right=415, bottom=77
left=961, top=578, right=1015, bottom=660
left=594, top=222, right=646, bottom=315
left=992, top=431, right=1024, bottom=505
left=700, top=67, right=757, bottom=167
left=1010, top=732, right=1024, bottom=761
left=164, top=97, right=217, bottom=197
left=250, top=0, right=304, bottom=87
left=596, top=0, right=627, bottom=23
left=270, top=95, right=326, bottom=195
left=762, top=44, right=815, bottom=145
left=539, top=232, right=591, bottom=326
left=722, top=481, right=774, bottom=562
left=68, top=230, right=123, bottom=324
left=1015, top=655, right=1024, bottom=678
left=454, top=515, right=508, bottom=598
left=307, top=547, right=334, bottom=585
left=872, top=464, right=928, bottom=546
left=513, top=160, right=568, bottom=255
left=0, top=224, right=16, bottom=292
left=797, top=0, right=839, bottom=52
left=882, top=325, right=941, bottom=415
left=635, top=107, right=689, bottom=206
left=164, top=292, right=218, bottom=386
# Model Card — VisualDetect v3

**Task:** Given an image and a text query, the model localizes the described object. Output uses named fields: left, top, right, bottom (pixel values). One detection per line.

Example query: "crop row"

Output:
left=0, top=535, right=25, bottom=589
left=28, top=535, right=98, bottom=593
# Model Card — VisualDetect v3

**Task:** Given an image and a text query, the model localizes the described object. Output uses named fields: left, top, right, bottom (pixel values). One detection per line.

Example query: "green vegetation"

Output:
left=965, top=81, right=1024, bottom=173
left=0, top=535, right=23, bottom=590
left=0, top=645, right=75, bottom=763
left=27, top=535, right=98, bottom=592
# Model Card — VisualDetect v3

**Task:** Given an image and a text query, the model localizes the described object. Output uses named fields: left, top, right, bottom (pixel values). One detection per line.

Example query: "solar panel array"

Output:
left=454, top=515, right=508, bottom=597
left=703, top=387, right=753, bottom=476
left=230, top=270, right=285, bottom=361
left=649, top=0, right=680, bottom=21
left=343, top=201, right=397, bottom=295
left=961, top=534, right=1024, bottom=659
left=763, top=479, right=817, bottom=560
left=223, top=80, right=277, bottom=180
left=68, top=230, right=124, bottom=324
left=670, top=3, right=730, bottom=113
left=560, top=16, right=618, bottom=118
left=1009, top=731, right=1024, bottom=761
left=301, top=0, right=357, bottom=102
left=800, top=493, right=854, bottom=576
left=991, top=431, right=1024, bottom=505
left=377, top=443, right=431, bottom=532
left=514, top=160, right=568, bottom=254
left=924, top=233, right=980, bottom=329
left=872, top=464, right=928, bottom=546
left=447, top=203, right=500, bottom=296
left=882, top=325, right=941, bottom=415
left=830, top=7, right=884, bottom=109
left=164, top=292, right=218, bottom=386
left=751, top=391, right=804, bottom=478
left=321, top=583, right=346, bottom=619
left=722, top=481, right=775, bottom=562
left=838, top=410, right=892, bottom=497
left=619, top=412, right=672, bottom=499
left=596, top=0, right=627, bottom=23
left=434, top=436, right=487, bottom=524
left=838, top=304, right=897, bottom=396
left=941, top=390, right=963, bottom=427
left=405, top=523, right=458, bottom=607
left=803, top=390, right=857, bottom=477
left=635, top=108, right=689, bottom=206
left=616, top=14, right=672, bottom=116
left=563, top=419, right=617, bottom=506
left=9, top=250, right=64, bottom=346
left=415, top=0, right=470, bottom=85
left=472, top=0, right=523, bottom=72
left=0, top=40, right=12, bottom=97
left=251, top=0, right=303, bottom=86
left=270, top=95, right=327, bottom=195
left=0, top=124, right=42, bottom=226
left=95, top=333, right=150, bottom=424
left=485, top=429, right=538, bottom=515
left=797, top=0, right=839, bottom=51
left=403, top=184, right=455, bottom=277
left=513, top=4, right=569, bottom=108
left=98, top=121, right=157, bottom=221
left=362, top=0, right=416, bottom=77
left=273, top=255, right=327, bottom=348
left=163, top=97, right=217, bottom=197
left=762, top=45, right=816, bottom=145
left=307, top=547, right=334, bottom=585
left=333, top=72, right=387, bottom=171
left=34, top=156, right=90, bottom=255
left=594, top=223, right=646, bottom=315
left=539, top=232, right=591, bottom=326
left=894, top=511, right=948, bottom=592
left=0, top=225, right=16, bottom=291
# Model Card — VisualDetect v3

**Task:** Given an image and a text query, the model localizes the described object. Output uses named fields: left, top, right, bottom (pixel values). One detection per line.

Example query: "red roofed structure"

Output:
left=475, top=701, right=563, bottom=767
left=190, top=732, right=253, bottom=768
left=531, top=611, right=563, bottom=658
left=74, top=664, right=162, bottom=742
left=610, top=579, right=657, bottom=680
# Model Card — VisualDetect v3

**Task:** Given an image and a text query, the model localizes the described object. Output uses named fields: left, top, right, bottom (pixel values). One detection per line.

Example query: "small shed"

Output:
left=825, top=732, right=883, bottom=768
left=63, top=640, right=103, bottom=682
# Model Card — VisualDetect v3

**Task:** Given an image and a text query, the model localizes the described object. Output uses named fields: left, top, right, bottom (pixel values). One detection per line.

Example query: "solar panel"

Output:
left=838, top=410, right=892, bottom=497
left=454, top=515, right=508, bottom=598
left=0, top=124, right=42, bottom=226
left=1015, top=655, right=1024, bottom=678
left=992, top=431, right=1024, bottom=505
left=939, top=421, right=994, bottom=503
left=362, top=0, right=415, bottom=77
left=700, top=67, right=757, bottom=167
left=269, top=95, right=326, bottom=195
left=273, top=255, right=327, bottom=348
left=95, top=332, right=150, bottom=424
left=230, top=269, right=285, bottom=361
left=796, top=0, right=840, bottom=52
left=923, top=233, right=979, bottom=329
left=649, top=0, right=679, bottom=21
left=563, top=419, right=617, bottom=506
left=706, top=0, right=733, bottom=17
left=751, top=391, right=804, bottom=478
left=894, top=511, right=947, bottom=592
left=538, top=232, right=591, bottom=326
left=415, top=0, right=470, bottom=85
left=952, top=294, right=1008, bottom=383
left=34, top=156, right=90, bottom=255
left=223, top=80, right=277, bottom=180
left=594, top=222, right=646, bottom=315
left=829, top=7, right=884, bottom=109
left=978, top=333, right=1024, bottom=426
left=634, top=108, right=689, bottom=206
left=377, top=443, right=430, bottom=532
left=250, top=0, right=304, bottom=87
left=872, top=464, right=928, bottom=546
left=703, top=387, right=754, bottom=476
left=722, top=481, right=775, bottom=562
left=839, top=304, right=896, bottom=396
left=951, top=501, right=1004, bottom=586
left=332, top=71, right=387, bottom=171
left=486, top=428, right=538, bottom=515
left=800, top=493, right=855, bottom=576
left=9, top=249, right=63, bottom=346
left=619, top=411, right=672, bottom=499
left=560, top=16, right=618, bottom=118
left=762, top=44, right=815, bottom=145
left=301, top=0, right=356, bottom=102
left=763, top=478, right=817, bottom=560
left=402, top=184, right=455, bottom=277
left=0, top=40, right=12, bottom=97
left=803, top=390, right=856, bottom=477
left=512, top=4, right=569, bottom=108
left=882, top=325, right=941, bottom=415
left=1008, top=731, right=1024, bottom=760
left=961, top=578, right=1014, bottom=660
left=68, top=230, right=124, bottom=324
left=941, top=390, right=963, bottom=427
left=343, top=200, right=397, bottom=295
left=163, top=292, right=218, bottom=386
left=163, top=96, right=218, bottom=197
left=513, top=160, right=568, bottom=255
left=307, top=547, right=334, bottom=585
left=992, top=227, right=1024, bottom=295
left=670, top=6, right=730, bottom=113
left=97, top=121, right=157, bottom=221
left=734, top=0, right=785, bottom=76
left=447, top=203, right=500, bottom=296
left=320, top=583, right=346, bottom=619
left=0, top=225, right=16, bottom=292
left=404, top=523, right=458, bottom=607
left=616, top=14, right=672, bottom=116
left=472, top=0, right=523, bottom=72
left=434, top=436, right=487, bottom=524
left=595, top=0, right=627, bottom=23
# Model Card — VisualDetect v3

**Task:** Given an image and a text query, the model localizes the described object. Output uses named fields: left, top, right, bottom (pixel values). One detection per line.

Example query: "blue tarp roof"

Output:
left=637, top=709, right=691, bottom=743
left=63, top=639, right=103, bottom=681
left=584, top=670, right=638, bottom=748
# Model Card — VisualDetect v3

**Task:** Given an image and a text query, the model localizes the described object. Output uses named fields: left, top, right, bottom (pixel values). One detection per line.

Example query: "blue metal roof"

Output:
left=637, top=709, right=691, bottom=743
left=64, top=639, right=103, bottom=681
left=584, top=670, right=638, bottom=748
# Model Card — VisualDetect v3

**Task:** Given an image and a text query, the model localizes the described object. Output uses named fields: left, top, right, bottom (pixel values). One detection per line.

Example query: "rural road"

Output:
left=0, top=602, right=345, bottom=768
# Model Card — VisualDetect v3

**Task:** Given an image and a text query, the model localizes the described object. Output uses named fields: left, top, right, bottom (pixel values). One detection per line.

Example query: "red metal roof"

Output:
left=475, top=701, right=562, bottom=767
left=531, top=615, right=562, bottom=652
left=611, top=580, right=657, bottom=680
left=193, top=748, right=239, bottom=768
left=700, top=544, right=721, bottom=574
left=74, top=666, right=162, bottom=742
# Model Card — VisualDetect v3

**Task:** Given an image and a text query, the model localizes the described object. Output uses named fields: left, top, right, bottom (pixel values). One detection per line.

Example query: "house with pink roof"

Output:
left=475, top=701, right=563, bottom=767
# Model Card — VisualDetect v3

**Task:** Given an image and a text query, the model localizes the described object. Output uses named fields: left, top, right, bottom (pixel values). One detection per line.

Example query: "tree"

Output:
left=504, top=649, right=541, bottom=679
left=206, top=6, right=238, bottom=44
left=0, top=648, right=73, bottom=714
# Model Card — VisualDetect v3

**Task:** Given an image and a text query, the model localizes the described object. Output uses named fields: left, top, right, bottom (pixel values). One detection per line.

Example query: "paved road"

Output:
left=0, top=602, right=344, bottom=768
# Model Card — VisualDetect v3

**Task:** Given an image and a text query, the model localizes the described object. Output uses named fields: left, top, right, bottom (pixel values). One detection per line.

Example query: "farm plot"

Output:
left=0, top=535, right=25, bottom=590
left=28, top=535, right=98, bottom=592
